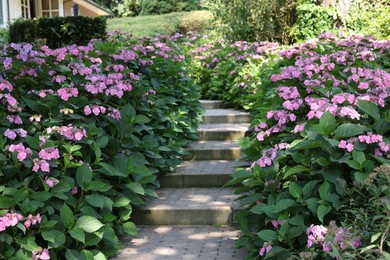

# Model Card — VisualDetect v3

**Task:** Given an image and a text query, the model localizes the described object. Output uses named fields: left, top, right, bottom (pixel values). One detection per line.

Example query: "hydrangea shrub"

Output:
left=0, top=32, right=201, bottom=259
left=223, top=33, right=389, bottom=259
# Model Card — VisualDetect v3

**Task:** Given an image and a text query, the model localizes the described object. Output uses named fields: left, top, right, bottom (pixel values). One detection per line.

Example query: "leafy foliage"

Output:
left=0, top=32, right=201, bottom=259
left=204, top=0, right=297, bottom=44
left=9, top=16, right=107, bottom=49
left=226, top=33, right=390, bottom=259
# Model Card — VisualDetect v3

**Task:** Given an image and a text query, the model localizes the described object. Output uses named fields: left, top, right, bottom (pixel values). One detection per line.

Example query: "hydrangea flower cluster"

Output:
left=0, top=211, right=41, bottom=232
left=306, top=224, right=361, bottom=255
left=251, top=33, right=390, bottom=169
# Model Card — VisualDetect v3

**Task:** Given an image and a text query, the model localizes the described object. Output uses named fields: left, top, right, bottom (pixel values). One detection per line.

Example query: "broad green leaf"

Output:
left=317, top=204, right=331, bottom=223
left=319, top=181, right=331, bottom=200
left=65, top=249, right=84, bottom=260
left=352, top=150, right=366, bottom=164
left=370, top=233, right=382, bottom=243
left=334, top=123, right=364, bottom=138
left=135, top=115, right=151, bottom=123
left=257, top=230, right=277, bottom=241
left=25, top=136, right=40, bottom=150
left=358, top=100, right=380, bottom=121
left=75, top=216, right=104, bottom=233
left=98, top=163, right=127, bottom=177
left=86, top=181, right=112, bottom=192
left=283, top=165, right=310, bottom=179
left=92, top=142, right=102, bottom=162
left=264, top=246, right=290, bottom=259
left=122, top=222, right=138, bottom=235
left=41, top=230, right=66, bottom=248
left=0, top=196, right=12, bottom=208
left=31, top=191, right=52, bottom=202
left=275, top=199, right=296, bottom=212
left=17, top=236, right=41, bottom=251
left=288, top=182, right=302, bottom=199
left=290, top=140, right=324, bottom=150
left=303, top=180, right=320, bottom=197
left=76, top=164, right=93, bottom=184
left=305, top=198, right=319, bottom=215
left=60, top=204, right=74, bottom=228
left=86, top=194, right=105, bottom=208
left=113, top=197, right=131, bottom=207
left=319, top=112, right=337, bottom=134
left=347, top=160, right=362, bottom=170
left=69, top=227, right=85, bottom=243
left=93, top=251, right=107, bottom=260
left=126, top=182, right=145, bottom=195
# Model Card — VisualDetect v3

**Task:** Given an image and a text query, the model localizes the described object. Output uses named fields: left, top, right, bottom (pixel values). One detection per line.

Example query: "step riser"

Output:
left=159, top=174, right=236, bottom=188
left=132, top=208, right=234, bottom=225
left=202, top=115, right=251, bottom=124
left=183, top=149, right=242, bottom=160
left=201, top=101, right=229, bottom=110
left=198, top=131, right=248, bottom=141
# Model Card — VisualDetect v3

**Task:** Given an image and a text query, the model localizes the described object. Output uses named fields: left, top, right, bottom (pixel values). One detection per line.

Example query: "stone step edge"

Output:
left=132, top=207, right=242, bottom=225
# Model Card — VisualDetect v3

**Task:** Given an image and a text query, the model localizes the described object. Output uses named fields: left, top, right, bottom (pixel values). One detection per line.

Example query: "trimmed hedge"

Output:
left=9, top=16, right=107, bottom=48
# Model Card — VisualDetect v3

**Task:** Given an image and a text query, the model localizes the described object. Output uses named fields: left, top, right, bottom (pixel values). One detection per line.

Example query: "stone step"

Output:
left=132, top=188, right=240, bottom=225
left=200, top=100, right=229, bottom=110
left=198, top=123, right=250, bottom=141
left=159, top=160, right=250, bottom=188
left=183, top=141, right=242, bottom=160
left=202, top=109, right=251, bottom=124
left=114, top=225, right=247, bottom=260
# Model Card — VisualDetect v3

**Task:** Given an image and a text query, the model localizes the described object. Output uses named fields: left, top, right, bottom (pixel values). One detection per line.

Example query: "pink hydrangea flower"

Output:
left=0, top=212, right=23, bottom=232
left=24, top=213, right=41, bottom=228
left=259, top=242, right=272, bottom=256
left=44, top=176, right=59, bottom=187
left=57, top=87, right=78, bottom=101
left=32, top=159, right=50, bottom=173
left=9, top=143, right=32, bottom=161
left=39, top=147, right=60, bottom=160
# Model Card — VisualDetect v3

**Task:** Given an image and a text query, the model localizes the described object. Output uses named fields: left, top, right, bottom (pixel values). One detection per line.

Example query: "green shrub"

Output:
left=226, top=33, right=390, bottom=259
left=0, top=27, right=9, bottom=47
left=0, top=32, right=201, bottom=258
left=9, top=16, right=107, bottom=48
left=140, top=0, right=201, bottom=16
left=348, top=1, right=390, bottom=39
left=204, top=0, right=297, bottom=44
left=290, top=2, right=340, bottom=42
left=8, top=18, right=37, bottom=44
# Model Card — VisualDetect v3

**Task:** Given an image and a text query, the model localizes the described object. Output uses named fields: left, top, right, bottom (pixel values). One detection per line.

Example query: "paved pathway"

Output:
left=114, top=100, right=250, bottom=259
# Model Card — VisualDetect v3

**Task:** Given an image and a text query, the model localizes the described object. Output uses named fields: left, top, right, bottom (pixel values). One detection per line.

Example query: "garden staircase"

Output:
left=115, top=100, right=250, bottom=259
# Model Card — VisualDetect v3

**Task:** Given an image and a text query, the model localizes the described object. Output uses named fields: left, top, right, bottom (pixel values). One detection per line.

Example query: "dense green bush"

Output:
left=8, top=18, right=37, bottom=45
left=290, top=0, right=390, bottom=42
left=224, top=33, right=390, bottom=259
left=9, top=16, right=107, bottom=48
left=140, top=0, right=201, bottom=16
left=204, top=0, right=297, bottom=44
left=180, top=33, right=280, bottom=108
left=0, top=32, right=201, bottom=259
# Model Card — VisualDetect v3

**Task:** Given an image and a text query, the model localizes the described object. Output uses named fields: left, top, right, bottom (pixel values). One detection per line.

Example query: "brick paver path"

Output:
left=114, top=100, right=250, bottom=259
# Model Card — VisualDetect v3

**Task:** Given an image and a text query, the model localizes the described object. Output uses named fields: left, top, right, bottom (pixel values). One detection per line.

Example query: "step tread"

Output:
left=115, top=225, right=247, bottom=260
left=199, top=123, right=250, bottom=132
left=174, top=160, right=249, bottom=175
left=204, top=109, right=249, bottom=117
left=188, top=140, right=240, bottom=150
left=140, top=187, right=240, bottom=209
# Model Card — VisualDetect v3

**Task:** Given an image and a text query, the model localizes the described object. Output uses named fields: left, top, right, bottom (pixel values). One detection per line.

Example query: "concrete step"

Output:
left=183, top=141, right=242, bottom=160
left=114, top=225, right=247, bottom=260
left=202, top=109, right=251, bottom=124
left=132, top=188, right=240, bottom=225
left=159, top=160, right=250, bottom=188
left=200, top=100, right=229, bottom=110
left=198, top=123, right=250, bottom=141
